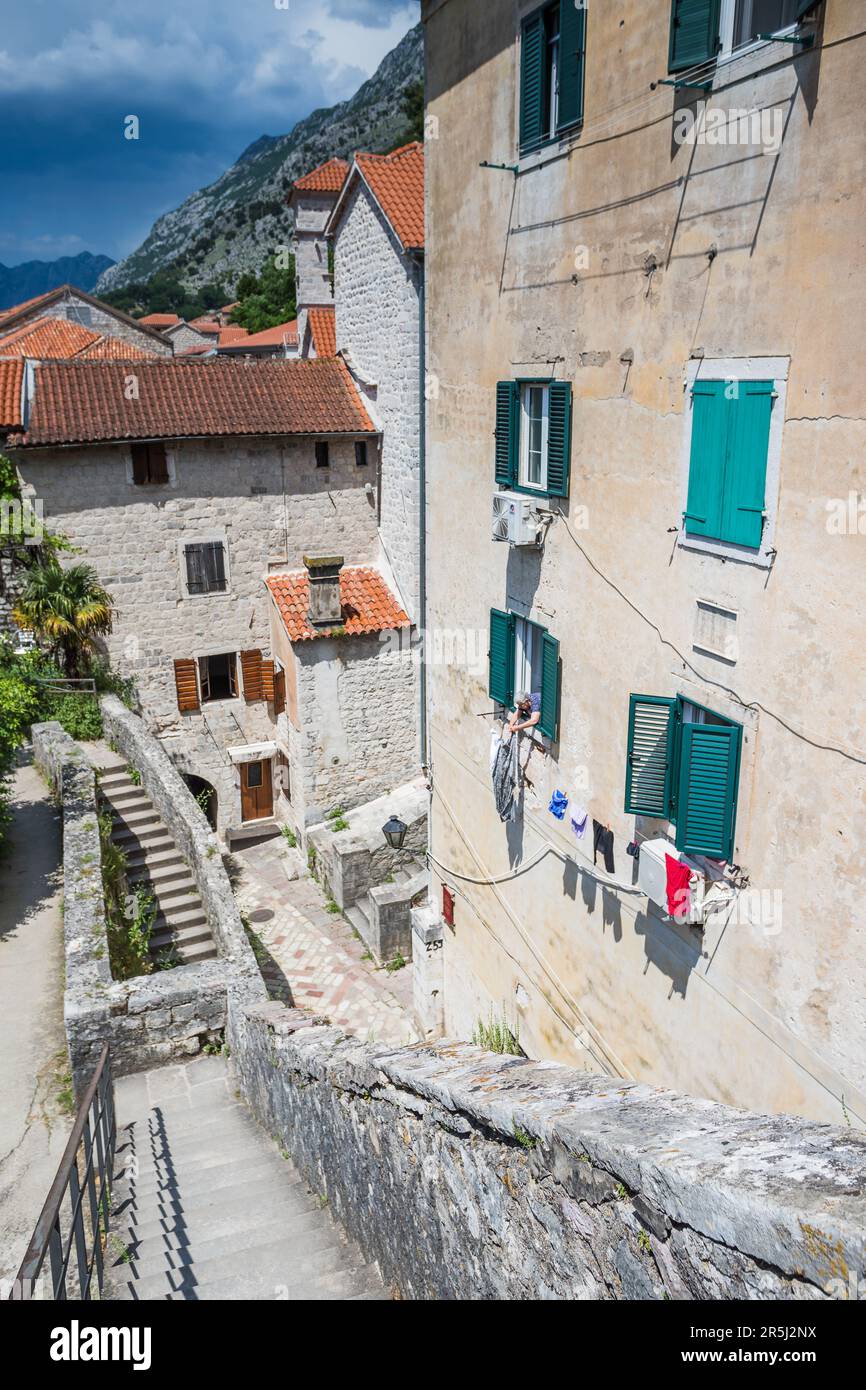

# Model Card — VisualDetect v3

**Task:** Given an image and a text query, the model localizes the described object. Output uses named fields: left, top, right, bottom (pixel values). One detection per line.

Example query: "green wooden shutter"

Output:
left=675, top=720, right=741, bottom=860
left=684, top=380, right=727, bottom=541
left=624, top=695, right=678, bottom=817
left=557, top=2, right=586, bottom=131
left=546, top=381, right=572, bottom=497
left=722, top=381, right=772, bottom=549
left=489, top=609, right=515, bottom=706
left=538, top=631, right=560, bottom=740
left=520, top=12, right=546, bottom=153
left=668, top=0, right=721, bottom=73
left=495, top=380, right=519, bottom=488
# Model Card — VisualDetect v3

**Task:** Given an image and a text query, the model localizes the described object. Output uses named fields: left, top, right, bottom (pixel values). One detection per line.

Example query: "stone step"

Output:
left=125, top=845, right=184, bottom=872
left=128, top=860, right=194, bottom=889
left=132, top=876, right=199, bottom=908
left=117, top=1154, right=302, bottom=1206
left=110, top=1180, right=319, bottom=1248
left=154, top=897, right=205, bottom=924
left=112, top=806, right=160, bottom=831
left=113, top=823, right=172, bottom=849
left=104, top=784, right=150, bottom=807
left=116, top=1240, right=374, bottom=1302
left=114, top=1132, right=303, bottom=1184
left=344, top=898, right=371, bottom=936
left=110, top=1207, right=339, bottom=1282
left=155, top=938, right=217, bottom=965
left=97, top=766, right=132, bottom=785
left=150, top=921, right=212, bottom=953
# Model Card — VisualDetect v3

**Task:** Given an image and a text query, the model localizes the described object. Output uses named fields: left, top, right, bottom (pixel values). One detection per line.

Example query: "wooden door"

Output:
left=240, top=759, right=273, bottom=822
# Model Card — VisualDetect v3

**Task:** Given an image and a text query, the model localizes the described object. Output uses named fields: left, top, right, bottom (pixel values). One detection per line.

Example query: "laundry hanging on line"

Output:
left=593, top=819, right=615, bottom=874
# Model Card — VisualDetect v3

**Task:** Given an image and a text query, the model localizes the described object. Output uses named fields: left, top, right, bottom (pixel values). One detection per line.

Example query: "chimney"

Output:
left=304, top=555, right=343, bottom=626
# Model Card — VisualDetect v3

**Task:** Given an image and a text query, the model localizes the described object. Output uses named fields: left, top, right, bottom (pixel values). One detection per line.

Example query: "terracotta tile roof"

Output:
left=138, top=313, right=181, bottom=328
left=307, top=306, right=336, bottom=358
left=0, top=290, right=59, bottom=326
left=0, top=316, right=100, bottom=359
left=0, top=315, right=160, bottom=362
left=293, top=158, right=350, bottom=194
left=18, top=356, right=376, bottom=446
left=354, top=142, right=424, bottom=251
left=266, top=566, right=409, bottom=642
left=0, top=359, right=24, bottom=427
left=178, top=344, right=215, bottom=357
left=218, top=325, right=250, bottom=347
left=220, top=301, right=240, bottom=314
left=74, top=335, right=156, bottom=361
left=219, top=319, right=298, bottom=351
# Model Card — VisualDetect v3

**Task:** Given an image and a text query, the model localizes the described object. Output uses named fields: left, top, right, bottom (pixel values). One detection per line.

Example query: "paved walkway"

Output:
left=0, top=752, right=70, bottom=1289
left=229, top=838, right=418, bottom=1047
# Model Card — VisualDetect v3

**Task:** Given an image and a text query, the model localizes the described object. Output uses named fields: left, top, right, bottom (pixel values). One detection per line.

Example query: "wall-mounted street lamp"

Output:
left=382, top=815, right=408, bottom=851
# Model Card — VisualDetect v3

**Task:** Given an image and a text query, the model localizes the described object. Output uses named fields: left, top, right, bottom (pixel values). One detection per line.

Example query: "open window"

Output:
left=199, top=652, right=238, bottom=703
left=669, top=0, right=818, bottom=73
left=495, top=379, right=571, bottom=498
left=520, top=2, right=586, bottom=154
left=489, top=608, right=560, bottom=741
left=131, top=442, right=169, bottom=485
left=624, top=693, right=742, bottom=861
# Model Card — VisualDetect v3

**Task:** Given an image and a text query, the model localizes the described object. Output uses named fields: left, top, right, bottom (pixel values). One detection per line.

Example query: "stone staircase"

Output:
left=104, top=1056, right=388, bottom=1301
left=98, top=762, right=217, bottom=967
left=344, top=858, right=426, bottom=966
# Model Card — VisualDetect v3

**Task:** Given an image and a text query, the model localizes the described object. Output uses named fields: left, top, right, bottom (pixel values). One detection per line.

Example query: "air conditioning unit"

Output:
left=492, top=490, right=541, bottom=547
left=638, top=837, right=707, bottom=927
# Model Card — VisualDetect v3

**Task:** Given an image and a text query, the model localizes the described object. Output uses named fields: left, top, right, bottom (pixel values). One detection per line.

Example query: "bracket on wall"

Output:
left=480, top=161, right=519, bottom=175
left=757, top=32, right=814, bottom=47
left=654, top=77, right=713, bottom=92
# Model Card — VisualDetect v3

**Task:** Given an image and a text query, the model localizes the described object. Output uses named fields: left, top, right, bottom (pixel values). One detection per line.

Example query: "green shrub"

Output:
left=49, top=693, right=103, bottom=741
left=472, top=1012, right=522, bottom=1056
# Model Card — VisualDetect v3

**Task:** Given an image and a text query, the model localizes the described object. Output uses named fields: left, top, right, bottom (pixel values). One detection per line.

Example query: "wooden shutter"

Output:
left=538, top=631, right=560, bottom=740
left=185, top=544, right=205, bottom=594
left=131, top=443, right=149, bottom=485
left=206, top=541, right=227, bottom=591
left=668, top=0, right=721, bottom=73
left=240, top=649, right=264, bottom=701
left=495, top=381, right=519, bottom=488
left=148, top=442, right=168, bottom=483
left=546, top=381, right=572, bottom=497
left=519, top=11, right=545, bottom=153
left=684, top=380, right=727, bottom=541
left=723, top=381, right=772, bottom=549
left=488, top=608, right=515, bottom=707
left=198, top=655, right=211, bottom=703
left=174, top=658, right=200, bottom=713
left=261, top=659, right=276, bottom=703
left=558, top=1, right=586, bottom=132
left=315, top=441, right=330, bottom=468
left=675, top=720, right=741, bottom=861
left=624, top=695, right=677, bottom=818
left=273, top=667, right=286, bottom=716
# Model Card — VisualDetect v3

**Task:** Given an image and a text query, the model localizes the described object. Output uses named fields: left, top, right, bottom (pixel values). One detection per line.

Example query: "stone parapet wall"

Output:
left=99, top=696, right=268, bottom=1049
left=233, top=1003, right=866, bottom=1301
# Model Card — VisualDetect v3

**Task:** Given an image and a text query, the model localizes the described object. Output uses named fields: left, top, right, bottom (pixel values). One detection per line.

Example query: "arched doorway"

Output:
left=183, top=774, right=218, bottom=831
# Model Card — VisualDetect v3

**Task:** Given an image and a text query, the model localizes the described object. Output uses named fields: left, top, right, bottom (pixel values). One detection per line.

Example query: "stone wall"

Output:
left=32, top=720, right=238, bottom=1096
left=334, top=181, right=421, bottom=624
left=290, top=631, right=419, bottom=827
left=233, top=1005, right=866, bottom=1302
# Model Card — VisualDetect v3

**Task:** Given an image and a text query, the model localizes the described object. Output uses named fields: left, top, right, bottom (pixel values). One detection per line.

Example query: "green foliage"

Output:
left=513, top=1125, right=537, bottom=1151
left=280, top=825, right=298, bottom=848
left=229, top=255, right=296, bottom=333
left=13, top=559, right=114, bottom=678
left=48, top=693, right=102, bottom=741
left=102, top=268, right=229, bottom=322
left=472, top=1011, right=522, bottom=1056
left=325, top=899, right=340, bottom=915
left=99, top=812, right=154, bottom=980
left=126, top=766, right=142, bottom=787
left=384, top=952, right=407, bottom=973
left=329, top=817, right=349, bottom=832
left=388, top=80, right=424, bottom=150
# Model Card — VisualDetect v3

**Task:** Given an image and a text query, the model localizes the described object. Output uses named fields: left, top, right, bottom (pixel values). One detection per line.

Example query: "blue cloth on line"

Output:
left=548, top=789, right=569, bottom=821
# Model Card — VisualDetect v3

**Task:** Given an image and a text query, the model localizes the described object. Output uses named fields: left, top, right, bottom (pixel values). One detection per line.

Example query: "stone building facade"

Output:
left=10, top=357, right=387, bottom=840
left=0, top=285, right=171, bottom=357
left=420, top=0, right=866, bottom=1125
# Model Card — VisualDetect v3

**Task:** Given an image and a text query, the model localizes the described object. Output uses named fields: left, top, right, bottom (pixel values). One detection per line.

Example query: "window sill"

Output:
left=678, top=530, right=773, bottom=570
left=518, top=123, right=583, bottom=175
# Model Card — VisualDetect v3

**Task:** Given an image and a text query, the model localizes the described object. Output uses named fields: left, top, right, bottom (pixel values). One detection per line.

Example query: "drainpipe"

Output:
left=413, top=251, right=428, bottom=774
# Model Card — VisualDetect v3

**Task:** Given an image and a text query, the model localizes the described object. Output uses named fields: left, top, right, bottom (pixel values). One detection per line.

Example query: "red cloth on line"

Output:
left=665, top=854, right=692, bottom=920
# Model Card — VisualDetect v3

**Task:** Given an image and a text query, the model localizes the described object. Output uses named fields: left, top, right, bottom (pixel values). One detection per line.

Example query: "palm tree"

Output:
left=13, top=561, right=114, bottom=678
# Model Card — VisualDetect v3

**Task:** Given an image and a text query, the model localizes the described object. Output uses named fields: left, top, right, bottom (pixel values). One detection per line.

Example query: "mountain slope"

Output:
left=0, top=253, right=114, bottom=311
left=96, top=24, right=423, bottom=297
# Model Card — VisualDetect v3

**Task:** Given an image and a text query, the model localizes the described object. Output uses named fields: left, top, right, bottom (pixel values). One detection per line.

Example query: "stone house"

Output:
left=420, top=0, right=865, bottom=1125
left=0, top=285, right=172, bottom=358
left=7, top=355, right=418, bottom=841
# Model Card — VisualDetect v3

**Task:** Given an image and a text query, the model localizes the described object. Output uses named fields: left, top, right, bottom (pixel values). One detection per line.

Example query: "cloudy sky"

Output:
left=0, top=0, right=419, bottom=268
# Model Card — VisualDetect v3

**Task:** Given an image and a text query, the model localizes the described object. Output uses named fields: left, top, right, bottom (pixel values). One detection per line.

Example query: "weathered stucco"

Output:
left=422, top=0, right=866, bottom=1123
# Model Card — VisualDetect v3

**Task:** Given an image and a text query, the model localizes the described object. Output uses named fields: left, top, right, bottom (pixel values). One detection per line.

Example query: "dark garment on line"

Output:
left=593, top=819, right=615, bottom=874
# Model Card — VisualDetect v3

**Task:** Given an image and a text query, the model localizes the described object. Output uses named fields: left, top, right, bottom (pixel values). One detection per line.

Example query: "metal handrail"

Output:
left=9, top=1044, right=116, bottom=1301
